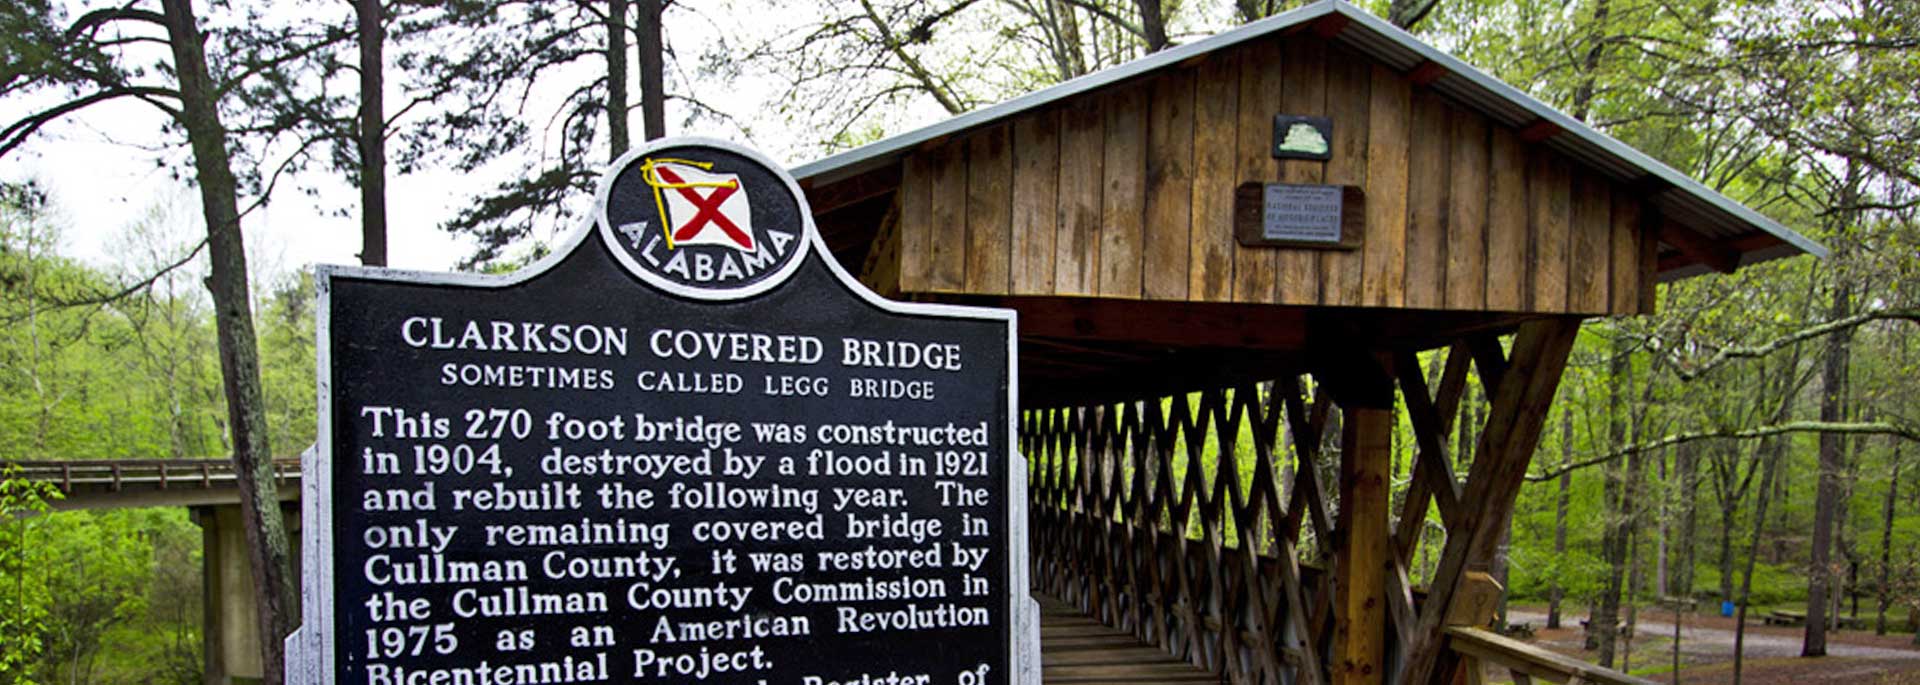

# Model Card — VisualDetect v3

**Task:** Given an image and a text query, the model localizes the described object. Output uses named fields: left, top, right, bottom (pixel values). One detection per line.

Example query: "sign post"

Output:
left=287, top=139, right=1036, bottom=685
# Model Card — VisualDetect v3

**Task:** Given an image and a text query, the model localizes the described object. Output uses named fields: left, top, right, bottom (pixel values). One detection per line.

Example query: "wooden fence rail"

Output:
left=1023, top=380, right=1339, bottom=685
left=2, top=458, right=301, bottom=493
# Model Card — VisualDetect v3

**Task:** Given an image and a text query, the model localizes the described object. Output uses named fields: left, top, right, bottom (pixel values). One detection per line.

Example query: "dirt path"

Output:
left=1507, top=609, right=1920, bottom=661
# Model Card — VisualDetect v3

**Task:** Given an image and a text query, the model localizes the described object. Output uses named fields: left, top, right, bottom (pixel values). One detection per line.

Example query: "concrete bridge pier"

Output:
left=192, top=503, right=300, bottom=685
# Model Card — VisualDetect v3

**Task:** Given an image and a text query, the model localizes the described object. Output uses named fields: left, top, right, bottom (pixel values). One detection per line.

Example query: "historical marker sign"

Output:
left=1233, top=182, right=1365, bottom=250
left=287, top=139, right=1035, bottom=685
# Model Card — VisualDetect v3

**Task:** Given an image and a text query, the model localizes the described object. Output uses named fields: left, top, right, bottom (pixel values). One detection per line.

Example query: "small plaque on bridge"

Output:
left=1233, top=182, right=1364, bottom=250
left=287, top=139, right=1034, bottom=685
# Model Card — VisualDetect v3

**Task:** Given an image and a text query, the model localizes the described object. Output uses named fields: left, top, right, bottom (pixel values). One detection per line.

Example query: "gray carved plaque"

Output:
left=1233, top=183, right=1364, bottom=250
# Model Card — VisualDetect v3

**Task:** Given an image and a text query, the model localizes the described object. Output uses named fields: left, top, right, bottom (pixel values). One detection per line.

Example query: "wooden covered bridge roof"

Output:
left=792, top=0, right=1822, bottom=408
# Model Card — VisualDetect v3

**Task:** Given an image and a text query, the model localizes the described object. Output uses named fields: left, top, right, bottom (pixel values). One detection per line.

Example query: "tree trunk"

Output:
left=356, top=0, right=387, bottom=266
left=1674, top=440, right=1699, bottom=598
left=1805, top=279, right=1853, bottom=657
left=1734, top=434, right=1787, bottom=685
left=1624, top=522, right=1643, bottom=673
left=1132, top=0, right=1169, bottom=51
left=607, top=0, right=630, bottom=158
left=1844, top=416, right=1869, bottom=623
left=1719, top=467, right=1736, bottom=601
left=1656, top=445, right=1668, bottom=599
left=158, top=1, right=294, bottom=683
left=1548, top=404, right=1571, bottom=629
left=1878, top=430, right=1902, bottom=635
left=1593, top=337, right=1635, bottom=668
left=637, top=0, right=666, bottom=141
left=1386, top=0, right=1440, bottom=30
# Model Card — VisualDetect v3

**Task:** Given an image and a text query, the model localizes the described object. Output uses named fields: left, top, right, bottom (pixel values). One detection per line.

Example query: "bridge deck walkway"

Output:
left=1039, top=594, right=1216, bottom=684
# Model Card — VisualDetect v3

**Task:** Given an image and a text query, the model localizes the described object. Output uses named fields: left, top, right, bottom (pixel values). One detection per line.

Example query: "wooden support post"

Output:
left=1337, top=402, right=1393, bottom=685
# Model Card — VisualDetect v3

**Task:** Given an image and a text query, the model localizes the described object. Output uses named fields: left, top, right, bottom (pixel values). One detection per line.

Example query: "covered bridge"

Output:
left=791, top=1, right=1823, bottom=684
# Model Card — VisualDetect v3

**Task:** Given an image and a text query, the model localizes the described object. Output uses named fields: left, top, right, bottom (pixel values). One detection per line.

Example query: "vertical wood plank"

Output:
left=1336, top=405, right=1392, bottom=685
left=1608, top=187, right=1641, bottom=315
left=1527, top=148, right=1571, bottom=312
left=928, top=139, right=970, bottom=291
left=1638, top=206, right=1659, bottom=314
left=1144, top=71, right=1195, bottom=300
left=1403, top=89, right=1450, bottom=309
left=1484, top=126, right=1527, bottom=311
left=1567, top=170, right=1610, bottom=314
left=899, top=153, right=933, bottom=292
left=1057, top=102, right=1105, bottom=295
left=1276, top=37, right=1327, bottom=306
left=1445, top=107, right=1489, bottom=310
left=858, top=193, right=903, bottom=297
left=1362, top=64, right=1411, bottom=308
left=967, top=125, right=1013, bottom=294
left=1233, top=40, right=1283, bottom=303
left=1188, top=49, right=1241, bottom=302
left=1320, top=45, right=1371, bottom=307
left=1100, top=83, right=1148, bottom=297
left=1011, top=110, right=1061, bottom=295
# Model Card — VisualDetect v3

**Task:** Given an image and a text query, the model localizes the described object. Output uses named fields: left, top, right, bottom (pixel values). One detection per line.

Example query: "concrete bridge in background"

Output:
left=6, top=458, right=303, bottom=685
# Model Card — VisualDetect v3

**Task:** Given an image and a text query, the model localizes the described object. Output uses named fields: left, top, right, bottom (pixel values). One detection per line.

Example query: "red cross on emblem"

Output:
left=646, top=160, right=756, bottom=253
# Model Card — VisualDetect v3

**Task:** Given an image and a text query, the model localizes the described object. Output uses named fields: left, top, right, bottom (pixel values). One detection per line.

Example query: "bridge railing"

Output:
left=2, top=458, right=302, bottom=493
left=1445, top=626, right=1657, bottom=685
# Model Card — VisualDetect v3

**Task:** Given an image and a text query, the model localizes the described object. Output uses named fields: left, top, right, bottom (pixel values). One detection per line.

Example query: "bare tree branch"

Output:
left=0, top=87, right=183, bottom=158
left=1527, top=421, right=1920, bottom=482
left=1670, top=308, right=1920, bottom=381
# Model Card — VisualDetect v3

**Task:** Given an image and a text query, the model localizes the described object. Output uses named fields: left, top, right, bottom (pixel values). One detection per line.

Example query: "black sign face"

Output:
left=1270, top=114, right=1333, bottom=161
left=290, top=141, right=1024, bottom=685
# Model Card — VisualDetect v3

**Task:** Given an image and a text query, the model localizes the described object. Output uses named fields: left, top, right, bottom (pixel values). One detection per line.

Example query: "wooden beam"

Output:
left=804, top=163, right=901, bottom=216
left=1399, top=317, right=1582, bottom=685
left=857, top=192, right=903, bottom=296
left=1518, top=120, right=1562, bottom=143
left=1280, top=376, right=1337, bottom=546
left=1655, top=216, right=1738, bottom=274
left=1314, top=347, right=1398, bottom=410
left=1335, top=404, right=1392, bottom=685
left=1394, top=350, right=1464, bottom=549
left=1313, top=14, right=1351, bottom=38
left=1444, top=571, right=1502, bottom=627
left=1465, top=334, right=1509, bottom=402
left=1408, top=60, right=1448, bottom=86
left=993, top=296, right=1310, bottom=351
left=1444, top=627, right=1661, bottom=685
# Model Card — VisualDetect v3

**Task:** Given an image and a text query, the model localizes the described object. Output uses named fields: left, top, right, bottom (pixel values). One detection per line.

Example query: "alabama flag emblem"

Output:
left=643, top=158, right=755, bottom=253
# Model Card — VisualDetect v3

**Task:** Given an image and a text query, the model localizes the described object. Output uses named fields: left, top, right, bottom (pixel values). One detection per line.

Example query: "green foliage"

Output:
left=0, top=196, right=299, bottom=682
left=1, top=466, right=61, bottom=685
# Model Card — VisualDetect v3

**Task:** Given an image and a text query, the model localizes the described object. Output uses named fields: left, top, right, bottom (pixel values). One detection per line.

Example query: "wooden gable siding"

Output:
left=890, top=33, right=1650, bottom=316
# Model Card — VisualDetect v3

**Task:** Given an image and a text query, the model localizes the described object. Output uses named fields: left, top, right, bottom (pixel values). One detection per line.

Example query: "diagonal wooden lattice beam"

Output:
left=1398, top=318, right=1583, bottom=685
left=1394, top=348, right=1466, bottom=552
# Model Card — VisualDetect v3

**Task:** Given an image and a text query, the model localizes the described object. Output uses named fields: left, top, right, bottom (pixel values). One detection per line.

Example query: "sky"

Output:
left=0, top=1, right=872, bottom=281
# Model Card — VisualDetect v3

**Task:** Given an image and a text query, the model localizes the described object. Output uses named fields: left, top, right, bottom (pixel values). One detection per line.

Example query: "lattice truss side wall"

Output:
left=1019, top=318, right=1584, bottom=685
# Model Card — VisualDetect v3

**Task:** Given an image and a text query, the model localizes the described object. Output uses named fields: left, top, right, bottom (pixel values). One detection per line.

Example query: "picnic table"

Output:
left=1765, top=610, right=1805, bottom=626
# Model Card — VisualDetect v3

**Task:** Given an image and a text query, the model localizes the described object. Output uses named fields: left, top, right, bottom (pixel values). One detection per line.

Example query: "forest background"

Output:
left=1, top=0, right=1917, bottom=683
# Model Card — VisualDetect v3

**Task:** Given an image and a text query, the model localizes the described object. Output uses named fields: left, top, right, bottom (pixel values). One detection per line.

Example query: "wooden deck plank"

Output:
left=1037, top=594, right=1216, bottom=685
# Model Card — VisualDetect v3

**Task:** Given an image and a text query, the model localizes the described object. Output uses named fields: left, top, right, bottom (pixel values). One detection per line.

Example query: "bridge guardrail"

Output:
left=2, top=458, right=302, bottom=493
